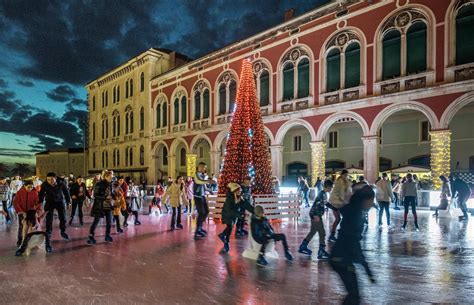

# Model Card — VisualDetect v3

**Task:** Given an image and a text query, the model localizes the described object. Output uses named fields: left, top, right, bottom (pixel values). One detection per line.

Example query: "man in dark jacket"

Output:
left=69, top=176, right=91, bottom=226
left=87, top=170, right=114, bottom=245
left=193, top=162, right=213, bottom=239
left=251, top=205, right=293, bottom=266
left=235, top=176, right=252, bottom=237
left=450, top=176, right=472, bottom=221
left=217, top=183, right=254, bottom=253
left=39, top=172, right=71, bottom=252
left=330, top=184, right=376, bottom=305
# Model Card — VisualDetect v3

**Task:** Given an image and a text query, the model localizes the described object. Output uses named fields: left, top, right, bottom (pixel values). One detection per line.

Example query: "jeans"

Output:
left=393, top=193, right=399, bottom=208
left=70, top=200, right=84, bottom=222
left=17, top=213, right=25, bottom=246
left=45, top=202, right=67, bottom=236
left=89, top=210, right=112, bottom=236
left=236, top=213, right=245, bottom=232
left=221, top=224, right=233, bottom=242
left=171, top=206, right=182, bottom=228
left=2, top=200, right=10, bottom=221
left=259, top=233, right=289, bottom=254
left=331, top=209, right=341, bottom=235
left=330, top=260, right=361, bottom=305
left=194, top=197, right=209, bottom=232
left=378, top=201, right=390, bottom=226
left=302, top=190, right=309, bottom=207
left=304, top=216, right=326, bottom=246
left=458, top=195, right=469, bottom=218
left=403, top=196, right=417, bottom=225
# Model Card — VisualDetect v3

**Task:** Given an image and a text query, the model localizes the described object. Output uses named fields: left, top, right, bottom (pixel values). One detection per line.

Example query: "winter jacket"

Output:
left=119, top=182, right=129, bottom=199
left=112, top=186, right=127, bottom=216
left=0, top=183, right=10, bottom=201
left=250, top=215, right=274, bottom=244
left=193, top=172, right=208, bottom=198
left=10, top=179, right=23, bottom=195
left=13, top=187, right=41, bottom=214
left=69, top=182, right=91, bottom=202
left=91, top=180, right=113, bottom=217
left=221, top=192, right=254, bottom=225
left=39, top=180, right=71, bottom=208
left=376, top=179, right=394, bottom=203
left=451, top=179, right=471, bottom=198
left=241, top=185, right=252, bottom=203
left=162, top=183, right=187, bottom=208
left=329, top=177, right=352, bottom=208
left=401, top=180, right=418, bottom=198
left=310, top=190, right=328, bottom=218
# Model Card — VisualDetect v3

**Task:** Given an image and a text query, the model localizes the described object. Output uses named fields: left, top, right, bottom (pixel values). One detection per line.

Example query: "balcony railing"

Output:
left=216, top=114, right=233, bottom=125
left=172, top=123, right=187, bottom=133
left=320, top=85, right=365, bottom=106
left=446, top=62, right=474, bottom=83
left=278, top=95, right=313, bottom=113
left=154, top=128, right=167, bottom=136
left=192, top=119, right=210, bottom=130
left=374, top=70, right=435, bottom=96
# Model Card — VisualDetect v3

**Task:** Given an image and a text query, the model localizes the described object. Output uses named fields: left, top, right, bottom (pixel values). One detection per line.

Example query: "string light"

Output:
left=186, top=154, right=197, bottom=178
left=310, top=141, right=326, bottom=185
left=430, top=130, right=451, bottom=190
left=218, top=59, right=273, bottom=194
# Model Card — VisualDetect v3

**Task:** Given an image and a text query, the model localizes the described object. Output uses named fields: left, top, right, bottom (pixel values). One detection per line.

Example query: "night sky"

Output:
left=0, top=0, right=329, bottom=167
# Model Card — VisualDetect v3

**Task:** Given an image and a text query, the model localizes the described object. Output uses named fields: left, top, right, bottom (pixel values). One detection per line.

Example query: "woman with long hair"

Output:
left=327, top=169, right=352, bottom=242
left=163, top=176, right=187, bottom=230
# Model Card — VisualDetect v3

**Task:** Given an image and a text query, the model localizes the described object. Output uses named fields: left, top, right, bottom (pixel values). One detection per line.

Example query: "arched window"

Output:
left=194, top=91, right=201, bottom=120
left=218, top=83, right=226, bottom=115
left=101, top=115, right=108, bottom=139
left=297, top=58, right=309, bottom=98
left=382, top=29, right=401, bottom=80
left=282, top=62, right=294, bottom=100
left=113, top=149, right=120, bottom=167
left=163, top=146, right=168, bottom=166
left=130, top=111, right=133, bottom=133
left=326, top=48, right=341, bottom=91
left=105, top=90, right=108, bottom=107
left=129, top=147, right=133, bottom=166
left=125, top=147, right=129, bottom=166
left=140, top=145, right=144, bottom=166
left=456, top=4, right=474, bottom=65
left=92, top=152, right=96, bottom=168
left=129, top=79, right=134, bottom=97
left=156, top=104, right=161, bottom=128
left=102, top=150, right=106, bottom=168
left=105, top=151, right=108, bottom=168
left=174, top=98, right=180, bottom=124
left=259, top=70, right=270, bottom=106
left=125, top=80, right=129, bottom=98
left=181, top=96, right=187, bottom=123
left=92, top=123, right=96, bottom=141
left=180, top=148, right=186, bottom=166
left=117, top=85, right=120, bottom=101
left=203, top=89, right=210, bottom=119
left=162, top=102, right=167, bottom=127
left=406, top=22, right=427, bottom=74
left=125, top=107, right=133, bottom=134
left=229, top=80, right=236, bottom=113
left=92, top=96, right=96, bottom=111
left=345, top=42, right=361, bottom=88
left=140, top=107, right=144, bottom=131
left=112, top=111, right=120, bottom=137
left=140, top=72, right=145, bottom=92
left=113, top=86, right=116, bottom=103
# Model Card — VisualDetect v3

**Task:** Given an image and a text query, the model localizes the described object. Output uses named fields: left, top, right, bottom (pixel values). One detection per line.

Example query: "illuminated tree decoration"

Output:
left=218, top=59, right=274, bottom=194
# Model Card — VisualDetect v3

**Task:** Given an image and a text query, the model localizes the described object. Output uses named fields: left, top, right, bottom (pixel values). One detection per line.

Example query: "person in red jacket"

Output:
left=13, top=180, right=41, bottom=248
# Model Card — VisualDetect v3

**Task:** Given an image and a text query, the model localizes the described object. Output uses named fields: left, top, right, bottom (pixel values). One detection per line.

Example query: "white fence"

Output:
left=206, top=193, right=301, bottom=220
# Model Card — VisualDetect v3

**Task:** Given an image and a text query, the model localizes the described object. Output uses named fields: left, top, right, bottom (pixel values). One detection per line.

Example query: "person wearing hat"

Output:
left=39, top=172, right=71, bottom=252
left=217, top=182, right=254, bottom=253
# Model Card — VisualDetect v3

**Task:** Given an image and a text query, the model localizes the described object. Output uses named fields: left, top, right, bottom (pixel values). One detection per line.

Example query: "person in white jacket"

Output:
left=327, top=170, right=352, bottom=242
left=163, top=176, right=187, bottom=230
left=376, top=173, right=394, bottom=227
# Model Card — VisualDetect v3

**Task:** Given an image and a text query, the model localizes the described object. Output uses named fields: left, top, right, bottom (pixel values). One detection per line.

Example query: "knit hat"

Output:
left=227, top=182, right=241, bottom=193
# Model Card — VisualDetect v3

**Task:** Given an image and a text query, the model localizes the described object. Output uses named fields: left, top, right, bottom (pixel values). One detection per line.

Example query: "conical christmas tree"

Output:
left=218, top=59, right=273, bottom=195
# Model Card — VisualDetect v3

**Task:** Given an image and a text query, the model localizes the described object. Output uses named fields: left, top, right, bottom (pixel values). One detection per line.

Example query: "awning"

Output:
left=383, top=165, right=430, bottom=174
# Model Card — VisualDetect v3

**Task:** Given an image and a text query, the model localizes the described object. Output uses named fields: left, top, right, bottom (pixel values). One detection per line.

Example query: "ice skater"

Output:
left=251, top=205, right=293, bottom=266
left=162, top=176, right=187, bottom=230
left=217, top=183, right=254, bottom=253
left=376, top=173, right=394, bottom=227
left=401, top=173, right=419, bottom=231
left=235, top=176, right=252, bottom=237
left=87, top=170, right=114, bottom=245
left=327, top=170, right=352, bottom=242
left=450, top=175, right=471, bottom=221
left=433, top=175, right=451, bottom=217
left=330, top=184, right=376, bottom=305
left=112, top=183, right=126, bottom=233
left=193, top=162, right=214, bottom=239
left=298, top=179, right=333, bottom=259
left=69, top=176, right=91, bottom=226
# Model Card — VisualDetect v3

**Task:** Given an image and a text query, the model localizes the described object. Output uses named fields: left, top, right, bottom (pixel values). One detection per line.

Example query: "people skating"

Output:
left=117, top=177, right=133, bottom=227
left=0, top=177, right=11, bottom=224
left=353, top=176, right=369, bottom=225
left=129, top=180, right=142, bottom=225
left=401, top=174, right=419, bottom=231
left=87, top=170, right=114, bottom=245
left=39, top=172, right=71, bottom=252
left=150, top=182, right=165, bottom=215
left=330, top=184, right=376, bottom=305
left=218, top=183, right=254, bottom=253
left=327, top=170, right=352, bottom=242
left=13, top=181, right=41, bottom=248
left=162, top=176, right=187, bottom=230
left=251, top=205, right=293, bottom=266
left=298, top=179, right=333, bottom=259
left=314, top=177, right=323, bottom=194
left=69, top=176, right=91, bottom=226
left=392, top=177, right=401, bottom=210
left=112, top=183, right=126, bottom=233
left=450, top=175, right=471, bottom=221
left=376, top=173, right=394, bottom=227
left=297, top=176, right=310, bottom=208
left=235, top=176, right=252, bottom=237
left=184, top=177, right=194, bottom=214
left=193, top=162, right=214, bottom=239
left=433, top=176, right=451, bottom=217
left=9, top=175, right=23, bottom=210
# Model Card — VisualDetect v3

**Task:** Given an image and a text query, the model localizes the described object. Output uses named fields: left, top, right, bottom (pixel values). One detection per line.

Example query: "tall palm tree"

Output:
left=11, top=163, right=32, bottom=177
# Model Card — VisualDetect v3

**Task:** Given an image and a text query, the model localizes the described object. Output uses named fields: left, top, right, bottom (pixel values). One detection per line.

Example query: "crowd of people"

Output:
left=1, top=164, right=473, bottom=305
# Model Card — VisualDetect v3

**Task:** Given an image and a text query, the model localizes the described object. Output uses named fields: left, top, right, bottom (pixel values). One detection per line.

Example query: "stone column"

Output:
left=168, top=155, right=176, bottom=179
left=310, top=141, right=326, bottom=186
left=430, top=130, right=451, bottom=190
left=362, top=135, right=379, bottom=184
left=269, top=145, right=284, bottom=181
left=210, top=150, right=221, bottom=177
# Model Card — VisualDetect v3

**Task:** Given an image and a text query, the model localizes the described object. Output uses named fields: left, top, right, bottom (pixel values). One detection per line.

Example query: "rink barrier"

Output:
left=206, top=193, right=301, bottom=220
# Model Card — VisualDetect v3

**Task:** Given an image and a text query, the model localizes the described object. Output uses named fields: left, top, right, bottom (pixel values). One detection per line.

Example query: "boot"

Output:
left=87, top=235, right=96, bottom=245
left=328, top=233, right=337, bottom=243
left=317, top=245, right=330, bottom=260
left=61, top=232, right=70, bottom=241
left=105, top=235, right=113, bottom=243
left=68, top=218, right=73, bottom=226
left=401, top=222, right=407, bottom=230
left=284, top=249, right=294, bottom=261
left=45, top=235, right=53, bottom=252
left=298, top=239, right=312, bottom=255
left=415, top=222, right=420, bottom=231
left=176, top=223, right=183, bottom=229
left=257, top=254, right=268, bottom=266
left=134, top=220, right=141, bottom=225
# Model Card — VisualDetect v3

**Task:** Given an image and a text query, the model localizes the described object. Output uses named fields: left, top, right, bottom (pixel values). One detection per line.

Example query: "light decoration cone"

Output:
left=310, top=141, right=326, bottom=185
left=430, top=130, right=451, bottom=190
left=218, top=59, right=273, bottom=195
left=186, top=154, right=197, bottom=178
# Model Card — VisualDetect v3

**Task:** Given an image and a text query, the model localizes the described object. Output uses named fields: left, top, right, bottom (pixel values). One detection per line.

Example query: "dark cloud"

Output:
left=0, top=148, right=36, bottom=159
left=0, top=90, right=20, bottom=117
left=46, top=85, right=76, bottom=102
left=0, top=78, right=7, bottom=88
left=17, top=79, right=34, bottom=87
left=68, top=98, right=87, bottom=108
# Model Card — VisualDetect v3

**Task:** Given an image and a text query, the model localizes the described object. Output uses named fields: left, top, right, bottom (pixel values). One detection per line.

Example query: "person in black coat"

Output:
left=251, top=205, right=293, bottom=266
left=235, top=176, right=252, bottom=237
left=330, top=184, right=376, bottom=305
left=218, top=183, right=254, bottom=253
left=87, top=170, right=114, bottom=245
left=450, top=175, right=472, bottom=221
left=39, top=172, right=71, bottom=252
left=69, top=176, right=91, bottom=226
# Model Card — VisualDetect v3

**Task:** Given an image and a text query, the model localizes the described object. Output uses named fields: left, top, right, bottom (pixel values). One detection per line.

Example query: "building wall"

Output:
left=36, top=152, right=85, bottom=179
